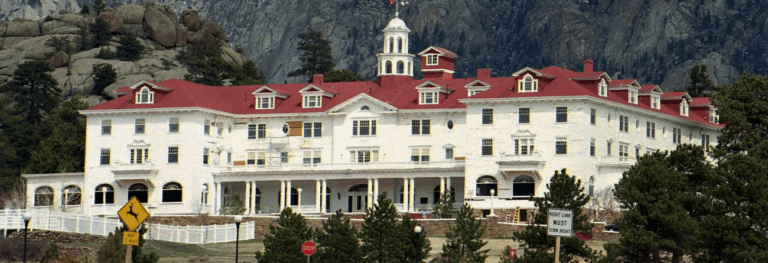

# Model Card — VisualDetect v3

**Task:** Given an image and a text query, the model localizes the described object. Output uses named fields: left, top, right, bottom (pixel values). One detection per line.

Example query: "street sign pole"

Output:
left=126, top=244, right=132, bottom=263
left=554, top=236, right=560, bottom=263
left=547, top=208, right=573, bottom=263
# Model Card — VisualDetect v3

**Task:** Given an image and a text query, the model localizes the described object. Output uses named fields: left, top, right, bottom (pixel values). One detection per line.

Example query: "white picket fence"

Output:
left=0, top=209, right=254, bottom=244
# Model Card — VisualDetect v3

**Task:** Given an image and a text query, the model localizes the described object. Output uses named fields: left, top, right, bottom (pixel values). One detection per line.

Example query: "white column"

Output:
left=409, top=178, right=415, bottom=212
left=245, top=181, right=251, bottom=214
left=373, top=178, right=379, bottom=205
left=403, top=178, right=409, bottom=212
left=440, top=177, right=446, bottom=195
left=446, top=177, right=451, bottom=191
left=279, top=180, right=285, bottom=211
left=365, top=178, right=373, bottom=208
left=321, top=180, right=327, bottom=213
left=315, top=180, right=321, bottom=213
left=286, top=180, right=292, bottom=208
left=252, top=181, right=258, bottom=214
left=214, top=182, right=221, bottom=215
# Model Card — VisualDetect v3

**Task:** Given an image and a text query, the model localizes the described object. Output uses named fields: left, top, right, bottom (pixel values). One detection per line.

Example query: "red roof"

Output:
left=640, top=85, right=660, bottom=92
left=609, top=79, right=636, bottom=86
left=691, top=97, right=711, bottom=106
left=85, top=65, right=720, bottom=127
left=662, top=92, right=688, bottom=100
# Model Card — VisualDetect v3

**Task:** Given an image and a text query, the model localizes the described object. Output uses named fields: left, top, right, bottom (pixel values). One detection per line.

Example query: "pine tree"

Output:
left=97, top=225, right=158, bottom=263
left=513, top=169, right=595, bottom=263
left=255, top=207, right=315, bottom=263
left=0, top=60, right=60, bottom=124
left=75, top=25, right=90, bottom=52
left=93, top=63, right=116, bottom=97
left=325, top=68, right=365, bottom=82
left=685, top=65, right=716, bottom=97
left=26, top=96, right=89, bottom=174
left=400, top=215, right=430, bottom=262
left=184, top=57, right=232, bottom=86
left=438, top=203, right=489, bottom=263
left=89, top=17, right=111, bottom=48
left=432, top=192, right=456, bottom=219
left=116, top=33, right=145, bottom=61
left=230, top=60, right=265, bottom=85
left=360, top=193, right=406, bottom=263
left=288, top=31, right=335, bottom=82
left=316, top=210, right=362, bottom=263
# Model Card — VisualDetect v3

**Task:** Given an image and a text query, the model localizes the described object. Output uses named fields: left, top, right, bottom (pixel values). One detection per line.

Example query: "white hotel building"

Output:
left=23, top=16, right=721, bottom=217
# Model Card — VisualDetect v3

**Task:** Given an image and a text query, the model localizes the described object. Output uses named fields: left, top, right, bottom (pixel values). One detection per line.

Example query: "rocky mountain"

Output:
left=0, top=2, right=246, bottom=105
left=3, top=0, right=766, bottom=90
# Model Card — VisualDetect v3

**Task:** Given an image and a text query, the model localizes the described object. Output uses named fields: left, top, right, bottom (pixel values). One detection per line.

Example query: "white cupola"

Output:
left=376, top=16, right=414, bottom=77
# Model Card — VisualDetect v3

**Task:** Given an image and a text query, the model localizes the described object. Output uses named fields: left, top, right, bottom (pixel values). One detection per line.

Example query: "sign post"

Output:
left=118, top=197, right=150, bottom=263
left=302, top=241, right=316, bottom=263
left=547, top=208, right=573, bottom=263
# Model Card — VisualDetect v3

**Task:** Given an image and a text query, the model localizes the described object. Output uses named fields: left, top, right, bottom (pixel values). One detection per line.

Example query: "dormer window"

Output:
left=136, top=87, right=154, bottom=104
left=518, top=74, right=538, bottom=93
left=629, top=90, right=638, bottom=104
left=465, top=80, right=491, bottom=97
left=420, top=92, right=438, bottom=104
left=709, top=108, right=719, bottom=123
left=303, top=95, right=321, bottom=108
left=651, top=95, right=660, bottom=110
left=680, top=100, right=689, bottom=116
left=426, top=54, right=438, bottom=65
left=257, top=96, right=275, bottom=109
left=599, top=79, right=607, bottom=97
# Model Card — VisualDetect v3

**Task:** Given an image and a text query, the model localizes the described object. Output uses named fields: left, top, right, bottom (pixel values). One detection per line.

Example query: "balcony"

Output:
left=110, top=161, right=158, bottom=187
left=225, top=160, right=465, bottom=174
left=496, top=153, right=546, bottom=172
left=598, top=156, right=635, bottom=168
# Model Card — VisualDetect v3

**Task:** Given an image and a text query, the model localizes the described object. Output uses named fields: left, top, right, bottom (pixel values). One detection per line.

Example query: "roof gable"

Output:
left=299, top=84, right=337, bottom=97
left=511, top=67, right=555, bottom=79
left=415, top=81, right=454, bottom=94
left=252, top=86, right=290, bottom=98
left=417, top=46, right=458, bottom=58
left=328, top=93, right=398, bottom=114
left=464, top=79, right=491, bottom=89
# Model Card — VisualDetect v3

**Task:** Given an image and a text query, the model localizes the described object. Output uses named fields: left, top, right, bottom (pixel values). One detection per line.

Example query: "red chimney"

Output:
left=583, top=59, right=593, bottom=73
left=477, top=68, right=491, bottom=79
left=312, top=74, right=324, bottom=85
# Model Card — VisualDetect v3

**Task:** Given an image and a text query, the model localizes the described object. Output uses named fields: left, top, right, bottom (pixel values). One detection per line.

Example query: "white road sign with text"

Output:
left=547, top=208, right=573, bottom=237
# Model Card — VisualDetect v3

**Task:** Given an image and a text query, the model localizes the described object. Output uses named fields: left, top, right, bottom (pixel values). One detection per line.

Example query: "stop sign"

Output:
left=302, top=241, right=316, bottom=256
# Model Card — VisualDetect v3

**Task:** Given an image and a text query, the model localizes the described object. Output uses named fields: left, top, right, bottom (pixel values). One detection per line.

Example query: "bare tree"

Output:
left=0, top=184, right=27, bottom=209
left=586, top=186, right=620, bottom=222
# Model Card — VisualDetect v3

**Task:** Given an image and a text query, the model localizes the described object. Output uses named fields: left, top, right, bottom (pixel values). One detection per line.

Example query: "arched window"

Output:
left=34, top=186, right=54, bottom=206
left=162, top=182, right=182, bottom=203
left=397, top=61, right=405, bottom=74
left=512, top=175, right=535, bottom=197
left=95, top=184, right=114, bottom=204
left=476, top=176, right=498, bottom=197
left=385, top=61, right=393, bottom=74
left=128, top=183, right=149, bottom=203
left=397, top=37, right=403, bottom=53
left=388, top=37, right=394, bottom=53
left=201, top=184, right=209, bottom=205
left=599, top=79, right=607, bottom=96
left=588, top=176, right=595, bottom=196
left=433, top=185, right=456, bottom=204
left=62, top=185, right=81, bottom=206
left=360, top=105, right=370, bottom=111
left=255, top=188, right=261, bottom=212
left=325, top=187, right=331, bottom=213
left=349, top=184, right=368, bottom=192
left=136, top=87, right=154, bottom=104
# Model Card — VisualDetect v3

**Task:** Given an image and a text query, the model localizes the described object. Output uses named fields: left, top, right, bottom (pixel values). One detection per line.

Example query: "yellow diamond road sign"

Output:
left=118, top=196, right=149, bottom=232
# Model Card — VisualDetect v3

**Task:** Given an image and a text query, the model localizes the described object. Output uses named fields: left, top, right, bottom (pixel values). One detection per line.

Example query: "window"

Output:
left=350, top=149, right=379, bottom=163
left=217, top=125, right=223, bottom=136
left=248, top=124, right=257, bottom=139
left=519, top=108, right=530, bottom=124
left=518, top=75, right=538, bottom=92
left=646, top=148, right=656, bottom=155
left=203, top=148, right=209, bottom=164
left=702, top=134, right=710, bottom=151
left=100, top=149, right=111, bottom=165
left=204, top=120, right=211, bottom=135
left=162, top=182, right=182, bottom=203
left=352, top=119, right=377, bottom=136
left=168, top=117, right=179, bottom=133
left=447, top=120, right=454, bottom=130
left=280, top=152, right=288, bottom=163
left=512, top=176, right=535, bottom=197
left=227, top=152, right=232, bottom=164
left=555, top=138, right=567, bottom=154
left=303, top=95, right=321, bottom=108
left=636, top=147, right=640, bottom=158
left=247, top=151, right=266, bottom=166
left=257, top=96, right=275, bottom=109
left=599, top=79, right=607, bottom=97
left=590, top=109, right=596, bottom=125
left=136, top=87, right=154, bottom=104
left=590, top=139, right=595, bottom=156
left=256, top=188, right=263, bottom=212
left=304, top=122, right=322, bottom=137
left=411, top=147, right=430, bottom=163
left=445, top=148, right=454, bottom=159
left=468, top=89, right=486, bottom=97
left=411, top=119, right=431, bottom=135
left=476, top=175, right=497, bottom=196
left=419, top=92, right=438, bottom=104
left=646, top=122, right=656, bottom=138
left=709, top=108, right=719, bottom=123
left=168, top=146, right=178, bottom=163
left=426, top=54, right=438, bottom=65
left=481, top=139, right=493, bottom=156
left=258, top=124, right=266, bottom=138
left=651, top=95, right=660, bottom=109
left=619, top=143, right=629, bottom=159
left=680, top=100, right=689, bottom=116
left=629, top=90, right=638, bottom=104
left=482, top=109, right=493, bottom=124
left=303, top=150, right=322, bottom=166
left=282, top=123, right=289, bottom=134
left=201, top=184, right=208, bottom=205
left=61, top=185, right=81, bottom=205
left=619, top=115, right=629, bottom=132
left=101, top=120, right=111, bottom=135
left=514, top=138, right=535, bottom=155
left=588, top=176, right=595, bottom=196
left=361, top=105, right=370, bottom=111
left=34, top=186, right=54, bottom=206
left=607, top=141, right=612, bottom=155
left=673, top=128, right=681, bottom=144
left=129, top=148, right=149, bottom=164
left=433, top=185, right=456, bottom=204
left=556, top=107, right=568, bottom=122
left=135, top=119, right=145, bottom=134
left=128, top=183, right=148, bottom=203
left=95, top=184, right=114, bottom=204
